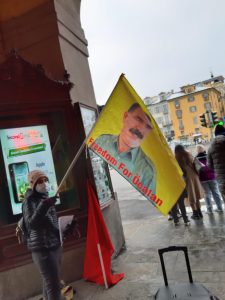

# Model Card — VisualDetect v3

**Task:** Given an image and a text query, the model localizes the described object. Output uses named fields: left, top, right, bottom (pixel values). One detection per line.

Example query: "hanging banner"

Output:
left=86, top=74, right=185, bottom=215
left=0, top=125, right=59, bottom=215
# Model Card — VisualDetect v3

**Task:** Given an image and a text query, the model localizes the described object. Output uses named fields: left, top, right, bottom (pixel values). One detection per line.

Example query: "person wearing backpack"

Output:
left=22, top=170, right=63, bottom=300
left=196, top=144, right=223, bottom=214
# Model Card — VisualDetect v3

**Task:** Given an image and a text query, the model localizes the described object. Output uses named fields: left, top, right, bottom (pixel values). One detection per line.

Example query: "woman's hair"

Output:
left=174, top=144, right=193, bottom=170
left=214, top=124, right=225, bottom=136
left=196, top=144, right=205, bottom=153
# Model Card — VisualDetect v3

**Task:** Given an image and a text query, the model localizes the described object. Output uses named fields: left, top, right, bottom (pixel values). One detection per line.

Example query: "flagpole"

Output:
left=55, top=115, right=101, bottom=195
left=97, top=243, right=108, bottom=289
left=56, top=138, right=87, bottom=194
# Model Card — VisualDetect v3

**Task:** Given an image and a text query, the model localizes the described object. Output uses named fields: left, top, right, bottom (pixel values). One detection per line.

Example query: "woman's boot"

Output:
left=191, top=210, right=200, bottom=220
left=197, top=208, right=203, bottom=218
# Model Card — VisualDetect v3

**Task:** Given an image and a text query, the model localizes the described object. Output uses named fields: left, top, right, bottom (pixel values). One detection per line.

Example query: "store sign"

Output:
left=0, top=125, right=59, bottom=215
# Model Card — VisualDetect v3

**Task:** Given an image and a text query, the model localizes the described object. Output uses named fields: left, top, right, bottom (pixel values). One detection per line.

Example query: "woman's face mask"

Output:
left=35, top=177, right=50, bottom=194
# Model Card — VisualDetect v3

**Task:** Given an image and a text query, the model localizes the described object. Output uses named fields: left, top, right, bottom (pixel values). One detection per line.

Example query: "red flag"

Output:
left=83, top=181, right=124, bottom=286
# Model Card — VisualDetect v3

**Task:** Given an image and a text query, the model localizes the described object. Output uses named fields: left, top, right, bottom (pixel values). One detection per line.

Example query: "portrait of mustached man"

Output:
left=94, top=103, right=156, bottom=194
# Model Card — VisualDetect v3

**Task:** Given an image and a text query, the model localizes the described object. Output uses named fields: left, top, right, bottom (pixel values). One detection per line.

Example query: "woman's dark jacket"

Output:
left=207, top=134, right=225, bottom=193
left=23, top=189, right=60, bottom=251
left=196, top=151, right=216, bottom=182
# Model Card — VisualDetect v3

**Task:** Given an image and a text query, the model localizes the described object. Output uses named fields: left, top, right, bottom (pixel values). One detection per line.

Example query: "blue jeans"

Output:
left=201, top=180, right=223, bottom=212
left=32, top=246, right=62, bottom=300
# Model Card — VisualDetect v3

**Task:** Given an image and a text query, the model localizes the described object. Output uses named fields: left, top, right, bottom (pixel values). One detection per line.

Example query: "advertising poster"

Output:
left=0, top=125, right=59, bottom=215
left=86, top=74, right=185, bottom=216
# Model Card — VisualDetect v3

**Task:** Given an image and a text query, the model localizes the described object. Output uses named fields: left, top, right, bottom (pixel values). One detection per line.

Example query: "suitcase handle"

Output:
left=158, top=246, right=193, bottom=286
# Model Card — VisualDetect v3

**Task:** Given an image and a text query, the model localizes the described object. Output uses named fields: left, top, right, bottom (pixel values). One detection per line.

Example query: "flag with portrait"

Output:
left=86, top=74, right=185, bottom=215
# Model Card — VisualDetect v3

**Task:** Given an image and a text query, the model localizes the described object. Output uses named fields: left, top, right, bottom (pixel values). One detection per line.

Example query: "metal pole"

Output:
left=206, top=110, right=214, bottom=141
left=55, top=138, right=87, bottom=194
left=55, top=121, right=98, bottom=195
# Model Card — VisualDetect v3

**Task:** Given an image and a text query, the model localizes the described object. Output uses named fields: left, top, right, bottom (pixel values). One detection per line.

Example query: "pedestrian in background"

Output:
left=175, top=144, right=204, bottom=220
left=208, top=124, right=225, bottom=203
left=168, top=208, right=182, bottom=221
left=196, top=145, right=223, bottom=214
left=170, top=188, right=190, bottom=226
left=22, top=170, right=63, bottom=300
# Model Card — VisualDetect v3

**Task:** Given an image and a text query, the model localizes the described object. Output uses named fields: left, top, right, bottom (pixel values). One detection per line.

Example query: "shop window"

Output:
left=80, top=106, right=113, bottom=206
left=0, top=111, right=79, bottom=225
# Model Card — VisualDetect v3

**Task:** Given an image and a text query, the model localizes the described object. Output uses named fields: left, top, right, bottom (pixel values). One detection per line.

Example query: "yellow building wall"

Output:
left=168, top=88, right=222, bottom=141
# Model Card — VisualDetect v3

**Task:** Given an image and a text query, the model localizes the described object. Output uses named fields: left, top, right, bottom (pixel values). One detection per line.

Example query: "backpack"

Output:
left=16, top=217, right=28, bottom=244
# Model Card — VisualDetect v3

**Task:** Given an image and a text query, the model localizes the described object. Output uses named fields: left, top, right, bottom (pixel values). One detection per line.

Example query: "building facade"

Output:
left=167, top=86, right=224, bottom=140
left=144, top=75, right=225, bottom=142
left=144, top=92, right=174, bottom=140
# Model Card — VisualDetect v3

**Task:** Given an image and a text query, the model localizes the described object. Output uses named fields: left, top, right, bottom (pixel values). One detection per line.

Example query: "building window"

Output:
left=202, top=92, right=209, bottom=100
left=188, top=95, right=195, bottom=102
left=204, top=102, right=211, bottom=111
left=149, top=107, right=154, bottom=114
left=195, top=128, right=200, bottom=133
left=178, top=119, right=184, bottom=129
left=164, top=114, right=169, bottom=124
left=163, top=104, right=168, bottom=114
left=160, top=94, right=166, bottom=101
left=193, top=116, right=198, bottom=124
left=156, top=117, right=163, bottom=124
left=189, top=106, right=197, bottom=112
left=144, top=97, right=151, bottom=105
left=155, top=106, right=160, bottom=114
left=176, top=109, right=182, bottom=118
left=174, top=100, right=180, bottom=108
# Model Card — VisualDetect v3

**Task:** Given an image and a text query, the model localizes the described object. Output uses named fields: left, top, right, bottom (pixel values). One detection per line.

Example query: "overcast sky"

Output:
left=81, top=0, right=225, bottom=105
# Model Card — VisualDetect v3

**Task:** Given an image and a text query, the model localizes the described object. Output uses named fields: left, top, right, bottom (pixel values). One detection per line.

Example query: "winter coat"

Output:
left=196, top=151, right=216, bottom=182
left=177, top=153, right=203, bottom=206
left=23, top=189, right=60, bottom=251
left=207, top=134, right=225, bottom=194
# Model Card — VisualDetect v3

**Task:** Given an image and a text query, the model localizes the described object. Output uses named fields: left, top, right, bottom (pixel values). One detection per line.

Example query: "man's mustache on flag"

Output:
left=129, top=128, right=143, bottom=139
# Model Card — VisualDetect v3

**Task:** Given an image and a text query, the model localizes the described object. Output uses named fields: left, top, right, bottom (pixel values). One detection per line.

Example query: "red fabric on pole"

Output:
left=83, top=181, right=124, bottom=286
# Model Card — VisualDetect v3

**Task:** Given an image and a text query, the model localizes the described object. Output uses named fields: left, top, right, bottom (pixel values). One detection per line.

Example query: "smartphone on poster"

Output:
left=8, top=162, right=29, bottom=203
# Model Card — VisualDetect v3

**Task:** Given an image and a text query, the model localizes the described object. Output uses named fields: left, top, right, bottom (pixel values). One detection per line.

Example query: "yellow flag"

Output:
left=86, top=74, right=185, bottom=215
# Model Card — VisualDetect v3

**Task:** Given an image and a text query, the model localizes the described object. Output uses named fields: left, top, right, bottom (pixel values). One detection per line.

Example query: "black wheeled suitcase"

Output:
left=155, top=246, right=220, bottom=300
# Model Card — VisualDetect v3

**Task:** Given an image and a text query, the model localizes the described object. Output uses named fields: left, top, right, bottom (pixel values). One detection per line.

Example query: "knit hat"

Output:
left=28, top=170, right=48, bottom=190
left=214, top=124, right=225, bottom=136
